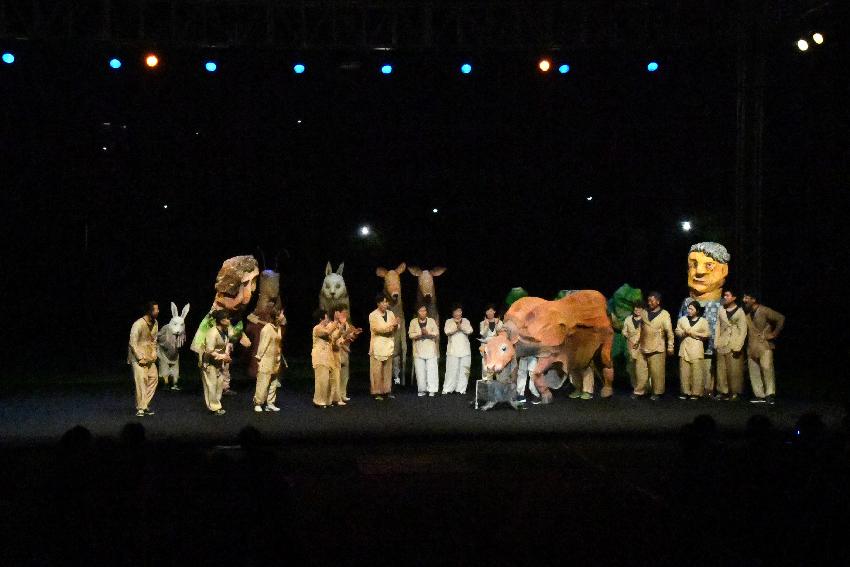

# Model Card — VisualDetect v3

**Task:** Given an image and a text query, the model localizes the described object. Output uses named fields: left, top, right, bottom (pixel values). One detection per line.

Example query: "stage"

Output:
left=1, top=377, right=843, bottom=446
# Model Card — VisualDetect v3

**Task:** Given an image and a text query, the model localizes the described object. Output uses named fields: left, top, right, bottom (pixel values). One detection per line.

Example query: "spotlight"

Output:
left=1, top=52, right=14, bottom=64
left=647, top=61, right=659, bottom=72
left=432, top=208, right=439, bottom=214
left=460, top=63, right=472, bottom=74
left=812, top=32, right=824, bottom=45
left=109, top=58, right=122, bottom=69
left=359, top=225, right=371, bottom=236
left=538, top=59, right=551, bottom=72
left=797, top=39, right=809, bottom=51
left=586, top=196, right=593, bottom=201
left=293, top=63, right=306, bottom=74
left=558, top=64, right=570, bottom=74
left=381, top=64, right=393, bottom=75
left=145, top=54, right=159, bottom=68
left=681, top=220, right=692, bottom=232
left=204, top=61, right=217, bottom=72
left=163, top=204, right=169, bottom=210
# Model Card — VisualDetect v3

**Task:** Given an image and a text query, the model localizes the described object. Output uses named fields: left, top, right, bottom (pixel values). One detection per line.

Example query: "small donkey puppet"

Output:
left=158, top=302, right=190, bottom=390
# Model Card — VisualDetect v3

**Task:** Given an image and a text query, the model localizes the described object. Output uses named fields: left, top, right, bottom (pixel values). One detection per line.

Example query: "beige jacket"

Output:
left=409, top=317, right=440, bottom=359
left=621, top=316, right=642, bottom=360
left=128, top=317, right=158, bottom=365
left=640, top=309, right=674, bottom=354
left=715, top=307, right=747, bottom=354
left=255, top=323, right=282, bottom=375
left=746, top=305, right=786, bottom=359
left=444, top=318, right=474, bottom=357
left=675, top=316, right=710, bottom=362
left=479, top=319, right=504, bottom=343
left=369, top=309, right=397, bottom=360
left=311, top=323, right=340, bottom=369
left=203, top=326, right=229, bottom=369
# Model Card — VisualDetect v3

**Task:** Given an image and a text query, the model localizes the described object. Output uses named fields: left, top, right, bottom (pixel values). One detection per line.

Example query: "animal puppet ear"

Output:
left=181, top=304, right=191, bottom=319
left=171, top=302, right=178, bottom=318
left=325, top=262, right=332, bottom=276
left=408, top=265, right=422, bottom=276
left=430, top=266, right=447, bottom=277
left=396, top=262, right=407, bottom=274
left=336, top=262, right=345, bottom=276
left=376, top=267, right=388, bottom=277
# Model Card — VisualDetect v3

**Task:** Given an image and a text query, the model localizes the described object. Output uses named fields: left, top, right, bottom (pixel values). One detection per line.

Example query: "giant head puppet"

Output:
left=190, top=255, right=260, bottom=354
left=482, top=290, right=615, bottom=404
left=679, top=242, right=730, bottom=357
left=319, top=262, right=350, bottom=314
left=407, top=266, right=445, bottom=329
left=376, top=262, right=407, bottom=385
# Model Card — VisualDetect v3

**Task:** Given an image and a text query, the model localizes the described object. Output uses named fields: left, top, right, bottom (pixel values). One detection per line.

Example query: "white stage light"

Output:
left=812, top=33, right=824, bottom=45
left=797, top=39, right=809, bottom=51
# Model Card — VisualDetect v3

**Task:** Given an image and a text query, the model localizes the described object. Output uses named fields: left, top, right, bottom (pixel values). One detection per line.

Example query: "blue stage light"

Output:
left=205, top=61, right=217, bottom=72
left=558, top=64, right=570, bottom=74
left=109, top=58, right=122, bottom=69
left=460, top=63, right=472, bottom=74
left=2, top=52, right=14, bottom=64
left=381, top=64, right=393, bottom=75
left=647, top=61, right=659, bottom=72
left=293, top=63, right=305, bottom=74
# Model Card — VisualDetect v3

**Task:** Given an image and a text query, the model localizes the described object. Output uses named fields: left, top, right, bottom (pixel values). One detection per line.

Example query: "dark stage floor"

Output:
left=1, top=378, right=844, bottom=445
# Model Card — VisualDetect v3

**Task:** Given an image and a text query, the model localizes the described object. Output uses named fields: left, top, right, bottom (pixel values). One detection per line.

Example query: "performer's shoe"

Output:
left=213, top=409, right=226, bottom=416
left=531, top=397, right=544, bottom=405
left=568, top=391, right=582, bottom=399
left=580, top=393, right=593, bottom=400
left=678, top=394, right=688, bottom=400
left=143, top=409, right=155, bottom=415
left=418, top=392, right=426, bottom=397
left=170, top=385, right=181, bottom=391
left=135, top=410, right=146, bottom=417
left=314, top=404, right=328, bottom=409
left=336, top=401, right=347, bottom=407
left=727, top=394, right=740, bottom=401
left=223, top=389, right=237, bottom=396
left=428, top=392, right=435, bottom=397
left=650, top=395, right=661, bottom=401
left=254, top=405, right=263, bottom=413
left=343, top=397, right=351, bottom=402
left=374, top=396, right=384, bottom=401
left=387, top=394, right=396, bottom=399
left=516, top=396, right=527, bottom=404
left=630, top=393, right=644, bottom=400
left=265, top=403, right=281, bottom=412
left=749, top=397, right=767, bottom=404
left=688, top=396, right=700, bottom=400
left=766, top=395, right=776, bottom=405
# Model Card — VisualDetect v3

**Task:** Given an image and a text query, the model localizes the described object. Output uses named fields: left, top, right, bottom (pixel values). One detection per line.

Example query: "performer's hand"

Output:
left=667, top=349, right=674, bottom=356
left=222, top=355, right=232, bottom=364
left=765, top=331, right=777, bottom=341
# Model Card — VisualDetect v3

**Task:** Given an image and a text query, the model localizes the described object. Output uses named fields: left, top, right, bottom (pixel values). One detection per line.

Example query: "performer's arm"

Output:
left=461, top=319, right=473, bottom=335
left=129, top=322, right=146, bottom=363
left=664, top=315, right=675, bottom=353
left=766, top=308, right=785, bottom=339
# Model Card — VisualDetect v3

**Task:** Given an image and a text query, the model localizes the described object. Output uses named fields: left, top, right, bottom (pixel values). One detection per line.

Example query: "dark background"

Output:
left=1, top=6, right=847, bottom=399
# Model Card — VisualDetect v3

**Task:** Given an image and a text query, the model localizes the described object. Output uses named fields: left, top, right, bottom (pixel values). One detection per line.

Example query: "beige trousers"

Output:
left=313, top=365, right=340, bottom=406
left=131, top=361, right=158, bottom=411
left=339, top=360, right=350, bottom=400
left=748, top=350, right=776, bottom=398
left=570, top=367, right=594, bottom=394
left=627, top=357, right=637, bottom=390
left=635, top=352, right=666, bottom=395
left=370, top=357, right=393, bottom=395
left=700, top=359, right=714, bottom=394
left=253, top=371, right=279, bottom=407
left=202, top=365, right=224, bottom=411
left=716, top=351, right=745, bottom=395
left=679, top=359, right=705, bottom=396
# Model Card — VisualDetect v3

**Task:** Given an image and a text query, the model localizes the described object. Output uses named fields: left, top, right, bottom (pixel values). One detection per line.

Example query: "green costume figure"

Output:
left=607, top=284, right=644, bottom=388
left=504, top=287, right=529, bottom=308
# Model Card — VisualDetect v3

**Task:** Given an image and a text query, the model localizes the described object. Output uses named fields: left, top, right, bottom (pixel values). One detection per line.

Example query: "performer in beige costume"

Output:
left=443, top=303, right=474, bottom=395
left=311, top=309, right=343, bottom=408
left=637, top=291, right=674, bottom=399
left=253, top=307, right=284, bottom=412
left=409, top=304, right=440, bottom=397
left=623, top=302, right=645, bottom=397
left=675, top=302, right=711, bottom=399
left=742, top=292, right=785, bottom=404
left=333, top=307, right=362, bottom=403
left=369, top=294, right=399, bottom=400
left=201, top=310, right=232, bottom=415
left=714, top=289, right=748, bottom=400
left=478, top=304, right=504, bottom=378
left=128, top=301, right=160, bottom=417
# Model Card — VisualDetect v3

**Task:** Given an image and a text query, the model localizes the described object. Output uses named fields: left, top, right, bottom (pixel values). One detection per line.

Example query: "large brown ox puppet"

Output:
left=482, top=290, right=615, bottom=403
left=376, top=262, right=408, bottom=385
